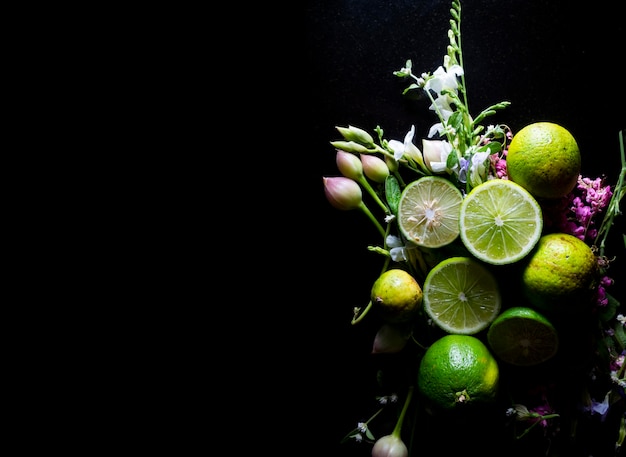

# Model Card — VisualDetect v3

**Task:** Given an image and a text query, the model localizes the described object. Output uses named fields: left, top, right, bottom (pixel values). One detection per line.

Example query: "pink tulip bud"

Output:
left=361, top=154, right=390, bottom=183
left=323, top=176, right=362, bottom=210
left=372, top=324, right=410, bottom=354
left=336, top=150, right=364, bottom=181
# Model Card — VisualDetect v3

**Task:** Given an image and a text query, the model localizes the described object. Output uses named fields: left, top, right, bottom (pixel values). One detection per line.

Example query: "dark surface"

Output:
left=288, top=1, right=625, bottom=455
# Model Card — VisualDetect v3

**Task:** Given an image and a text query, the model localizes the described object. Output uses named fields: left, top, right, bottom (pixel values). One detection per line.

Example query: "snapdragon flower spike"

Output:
left=361, top=154, right=390, bottom=183
left=323, top=176, right=362, bottom=210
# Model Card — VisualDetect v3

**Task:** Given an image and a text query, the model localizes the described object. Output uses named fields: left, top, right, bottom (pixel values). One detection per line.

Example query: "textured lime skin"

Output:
left=521, top=233, right=598, bottom=313
left=371, top=269, right=423, bottom=323
left=417, top=335, right=499, bottom=410
left=507, top=122, right=581, bottom=199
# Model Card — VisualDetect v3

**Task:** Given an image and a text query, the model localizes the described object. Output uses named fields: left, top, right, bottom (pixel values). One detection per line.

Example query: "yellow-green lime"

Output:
left=423, top=257, right=501, bottom=334
left=521, top=232, right=599, bottom=313
left=507, top=122, right=581, bottom=199
left=487, top=306, right=559, bottom=366
left=397, top=176, right=463, bottom=248
left=417, top=334, right=499, bottom=410
left=459, top=179, right=543, bottom=265
left=371, top=269, right=423, bottom=323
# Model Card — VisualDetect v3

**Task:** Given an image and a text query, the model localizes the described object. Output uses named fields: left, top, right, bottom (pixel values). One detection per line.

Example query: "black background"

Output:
left=278, top=1, right=625, bottom=456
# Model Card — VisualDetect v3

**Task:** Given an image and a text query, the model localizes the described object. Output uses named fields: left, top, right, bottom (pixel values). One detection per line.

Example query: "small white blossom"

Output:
left=386, top=235, right=407, bottom=261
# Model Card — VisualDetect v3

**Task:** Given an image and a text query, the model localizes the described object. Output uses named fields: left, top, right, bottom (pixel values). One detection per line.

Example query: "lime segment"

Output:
left=423, top=256, right=501, bottom=335
left=397, top=176, right=463, bottom=249
left=487, top=306, right=559, bottom=366
left=459, top=179, right=542, bottom=265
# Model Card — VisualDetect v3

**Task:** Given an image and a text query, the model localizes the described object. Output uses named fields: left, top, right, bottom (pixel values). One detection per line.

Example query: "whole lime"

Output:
left=507, top=122, right=581, bottom=199
left=371, top=269, right=423, bottom=323
left=417, top=334, right=499, bottom=410
left=521, top=233, right=598, bottom=314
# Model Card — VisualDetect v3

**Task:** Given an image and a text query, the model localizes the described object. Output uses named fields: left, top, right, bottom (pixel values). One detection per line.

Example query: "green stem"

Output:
left=358, top=176, right=389, bottom=213
left=339, top=407, right=385, bottom=444
left=516, top=413, right=560, bottom=440
left=358, top=202, right=386, bottom=238
left=594, top=129, right=625, bottom=256
left=351, top=300, right=373, bottom=325
left=392, top=386, right=414, bottom=438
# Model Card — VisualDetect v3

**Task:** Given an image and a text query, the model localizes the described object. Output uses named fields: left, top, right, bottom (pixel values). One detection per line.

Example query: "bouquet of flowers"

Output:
left=322, top=1, right=625, bottom=456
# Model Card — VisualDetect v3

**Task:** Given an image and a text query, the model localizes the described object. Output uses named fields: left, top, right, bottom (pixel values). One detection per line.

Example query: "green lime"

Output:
left=507, top=122, right=581, bottom=199
left=397, top=176, right=463, bottom=248
left=423, top=257, right=501, bottom=334
left=371, top=269, right=423, bottom=323
left=521, top=232, right=599, bottom=314
left=487, top=306, right=559, bottom=366
left=459, top=179, right=543, bottom=265
left=417, top=334, right=499, bottom=410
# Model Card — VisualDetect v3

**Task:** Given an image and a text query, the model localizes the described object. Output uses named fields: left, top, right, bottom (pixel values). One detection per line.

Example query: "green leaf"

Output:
left=385, top=176, right=402, bottom=216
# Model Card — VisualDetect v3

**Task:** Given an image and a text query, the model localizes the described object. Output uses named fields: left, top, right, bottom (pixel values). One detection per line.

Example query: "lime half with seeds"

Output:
left=423, top=256, right=501, bottom=335
left=459, top=178, right=542, bottom=265
left=398, top=176, right=463, bottom=249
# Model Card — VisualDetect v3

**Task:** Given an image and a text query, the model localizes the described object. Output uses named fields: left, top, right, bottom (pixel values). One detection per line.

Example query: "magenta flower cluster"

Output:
left=562, top=176, right=613, bottom=244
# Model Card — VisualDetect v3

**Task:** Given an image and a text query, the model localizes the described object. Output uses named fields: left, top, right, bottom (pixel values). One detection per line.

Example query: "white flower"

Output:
left=429, top=92, right=456, bottom=121
left=422, top=139, right=453, bottom=174
left=386, top=235, right=407, bottom=262
left=428, top=122, right=444, bottom=138
left=424, top=65, right=463, bottom=96
left=468, top=151, right=491, bottom=188
left=388, top=125, right=422, bottom=162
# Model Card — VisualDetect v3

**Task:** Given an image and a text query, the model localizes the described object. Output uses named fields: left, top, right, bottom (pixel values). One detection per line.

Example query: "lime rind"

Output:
left=423, top=256, right=501, bottom=334
left=487, top=306, right=559, bottom=366
left=459, top=179, right=543, bottom=265
left=398, top=176, right=463, bottom=249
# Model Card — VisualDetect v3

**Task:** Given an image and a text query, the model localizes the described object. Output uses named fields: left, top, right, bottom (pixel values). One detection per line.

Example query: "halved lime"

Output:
left=398, top=176, right=463, bottom=248
left=487, top=306, right=559, bottom=366
left=423, top=256, right=501, bottom=334
left=459, top=179, right=542, bottom=265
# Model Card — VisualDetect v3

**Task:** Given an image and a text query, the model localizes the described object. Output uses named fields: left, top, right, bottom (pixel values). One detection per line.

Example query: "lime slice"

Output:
left=398, top=176, right=463, bottom=248
left=459, top=179, right=542, bottom=265
left=423, top=256, right=501, bottom=334
left=487, top=306, right=559, bottom=366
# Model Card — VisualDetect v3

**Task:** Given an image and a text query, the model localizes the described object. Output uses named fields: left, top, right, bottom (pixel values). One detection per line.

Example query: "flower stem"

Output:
left=358, top=201, right=386, bottom=238
left=358, top=176, right=389, bottom=213
left=392, top=386, right=414, bottom=437
left=516, top=413, right=560, bottom=440
left=352, top=300, right=373, bottom=325
left=595, top=129, right=625, bottom=255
